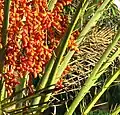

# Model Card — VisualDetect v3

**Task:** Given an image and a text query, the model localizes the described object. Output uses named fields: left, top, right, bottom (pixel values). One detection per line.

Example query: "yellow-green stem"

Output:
left=64, top=28, right=120, bottom=115
left=15, top=73, right=29, bottom=109
left=39, top=0, right=112, bottom=113
left=31, top=0, right=58, bottom=106
left=84, top=68, right=120, bottom=114
left=48, top=0, right=57, bottom=11
left=111, top=105, right=120, bottom=115
left=2, top=86, right=53, bottom=109
left=56, top=0, right=112, bottom=84
left=56, top=0, right=89, bottom=80
left=39, top=1, right=84, bottom=112
left=0, top=0, right=11, bottom=114
left=32, top=55, right=55, bottom=105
